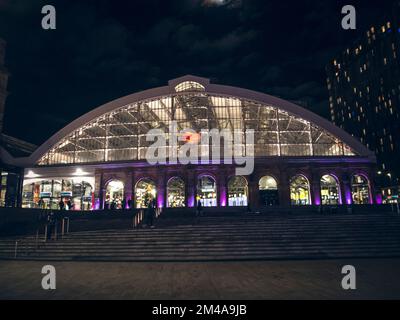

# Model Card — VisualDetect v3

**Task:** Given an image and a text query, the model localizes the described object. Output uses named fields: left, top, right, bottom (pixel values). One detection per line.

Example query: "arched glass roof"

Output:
left=37, top=90, right=358, bottom=166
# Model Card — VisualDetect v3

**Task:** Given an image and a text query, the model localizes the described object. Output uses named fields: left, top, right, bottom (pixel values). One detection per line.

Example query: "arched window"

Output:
left=228, top=176, right=248, bottom=207
left=167, top=177, right=185, bottom=208
left=197, top=176, right=217, bottom=207
left=174, top=81, right=205, bottom=92
left=259, top=176, right=279, bottom=206
left=106, top=180, right=124, bottom=209
left=290, top=175, right=311, bottom=205
left=320, top=175, right=340, bottom=205
left=351, top=175, right=370, bottom=204
left=135, top=178, right=157, bottom=208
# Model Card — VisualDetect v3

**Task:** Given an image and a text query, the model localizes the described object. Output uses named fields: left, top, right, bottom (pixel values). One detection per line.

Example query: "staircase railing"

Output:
left=13, top=216, right=70, bottom=259
left=133, top=209, right=145, bottom=229
left=132, top=207, right=163, bottom=229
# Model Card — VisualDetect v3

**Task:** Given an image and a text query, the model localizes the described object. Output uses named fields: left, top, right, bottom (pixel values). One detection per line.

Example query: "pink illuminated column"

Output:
left=186, top=170, right=195, bottom=207
left=311, top=179, right=321, bottom=206
left=340, top=174, right=353, bottom=205
left=218, top=170, right=227, bottom=207
left=156, top=173, right=166, bottom=208
left=123, top=170, right=133, bottom=209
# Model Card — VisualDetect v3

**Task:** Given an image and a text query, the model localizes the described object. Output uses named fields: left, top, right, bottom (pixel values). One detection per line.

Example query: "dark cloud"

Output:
left=0, top=0, right=397, bottom=144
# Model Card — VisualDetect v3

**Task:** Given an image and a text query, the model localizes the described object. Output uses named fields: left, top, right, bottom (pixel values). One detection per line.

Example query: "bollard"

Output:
left=35, top=230, right=39, bottom=249
left=54, top=223, right=58, bottom=240
left=66, top=218, right=70, bottom=234
left=61, top=217, right=69, bottom=237
left=14, top=240, right=18, bottom=258
left=44, top=225, right=48, bottom=243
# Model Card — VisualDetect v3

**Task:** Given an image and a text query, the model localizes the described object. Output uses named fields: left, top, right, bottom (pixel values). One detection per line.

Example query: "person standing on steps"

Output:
left=58, top=199, right=65, bottom=211
left=46, top=211, right=55, bottom=241
left=196, top=199, right=203, bottom=217
left=150, top=198, right=156, bottom=228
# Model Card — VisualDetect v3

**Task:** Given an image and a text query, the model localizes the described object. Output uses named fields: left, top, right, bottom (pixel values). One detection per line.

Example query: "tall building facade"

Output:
left=0, top=39, right=36, bottom=207
left=326, top=9, right=400, bottom=203
left=0, top=38, right=8, bottom=134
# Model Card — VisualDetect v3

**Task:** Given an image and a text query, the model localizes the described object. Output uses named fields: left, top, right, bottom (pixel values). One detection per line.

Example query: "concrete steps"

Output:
left=1, top=212, right=400, bottom=261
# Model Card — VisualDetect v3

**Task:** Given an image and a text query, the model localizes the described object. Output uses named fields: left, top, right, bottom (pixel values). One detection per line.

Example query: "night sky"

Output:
left=0, top=0, right=396, bottom=145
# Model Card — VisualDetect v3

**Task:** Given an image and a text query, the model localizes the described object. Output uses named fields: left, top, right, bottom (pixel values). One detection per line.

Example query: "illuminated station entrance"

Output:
left=15, top=76, right=377, bottom=210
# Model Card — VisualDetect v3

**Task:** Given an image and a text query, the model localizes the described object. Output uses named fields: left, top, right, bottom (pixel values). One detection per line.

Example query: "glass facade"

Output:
left=22, top=179, right=93, bottom=210
left=197, top=176, right=217, bottom=207
left=135, top=178, right=156, bottom=208
left=351, top=174, right=371, bottom=204
left=37, top=93, right=357, bottom=166
left=167, top=177, right=185, bottom=208
left=259, top=176, right=279, bottom=206
left=227, top=176, right=248, bottom=207
left=320, top=175, right=340, bottom=205
left=290, top=175, right=311, bottom=206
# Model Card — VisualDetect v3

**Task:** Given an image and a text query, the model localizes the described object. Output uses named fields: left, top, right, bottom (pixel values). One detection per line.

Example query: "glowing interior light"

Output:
left=25, top=170, right=39, bottom=178
left=74, top=168, right=85, bottom=176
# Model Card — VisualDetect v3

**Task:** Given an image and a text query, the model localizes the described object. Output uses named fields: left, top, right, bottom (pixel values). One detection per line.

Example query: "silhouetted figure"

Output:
left=66, top=200, right=72, bottom=211
left=58, top=200, right=65, bottom=210
left=147, top=201, right=155, bottom=227
left=196, top=200, right=203, bottom=217
left=247, top=203, right=251, bottom=213
left=122, top=198, right=127, bottom=210
left=110, top=201, right=116, bottom=210
left=46, top=212, right=55, bottom=240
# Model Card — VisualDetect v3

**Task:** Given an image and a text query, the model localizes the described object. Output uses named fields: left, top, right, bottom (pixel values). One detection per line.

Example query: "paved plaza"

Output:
left=0, top=258, right=399, bottom=300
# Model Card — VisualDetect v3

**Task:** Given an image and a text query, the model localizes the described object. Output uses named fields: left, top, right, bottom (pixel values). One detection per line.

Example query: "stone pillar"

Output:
left=279, top=171, right=291, bottom=206
left=187, top=169, right=196, bottom=208
left=340, top=172, right=352, bottom=205
left=218, top=169, right=227, bottom=207
left=368, top=171, right=376, bottom=204
left=248, top=174, right=259, bottom=209
left=16, top=169, right=24, bottom=208
left=123, top=170, right=133, bottom=208
left=311, top=171, right=321, bottom=206
left=156, top=172, right=166, bottom=208
left=94, top=171, right=104, bottom=210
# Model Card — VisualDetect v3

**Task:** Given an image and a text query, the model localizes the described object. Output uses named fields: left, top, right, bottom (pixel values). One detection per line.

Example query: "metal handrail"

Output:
left=14, top=217, right=68, bottom=259
left=132, top=207, right=163, bottom=229
left=133, top=209, right=145, bottom=229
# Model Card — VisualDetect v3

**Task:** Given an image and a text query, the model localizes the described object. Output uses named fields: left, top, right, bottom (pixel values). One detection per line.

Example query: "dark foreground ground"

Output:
left=0, top=258, right=399, bottom=300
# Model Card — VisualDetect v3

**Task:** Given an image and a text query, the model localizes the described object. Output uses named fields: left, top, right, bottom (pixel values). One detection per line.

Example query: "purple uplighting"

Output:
left=375, top=194, right=383, bottom=205
left=94, top=199, right=100, bottom=210
left=345, top=191, right=352, bottom=205
left=188, top=195, right=195, bottom=208
left=157, top=194, right=164, bottom=208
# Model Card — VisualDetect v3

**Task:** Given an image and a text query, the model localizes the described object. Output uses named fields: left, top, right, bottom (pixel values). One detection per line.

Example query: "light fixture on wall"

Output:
left=74, top=168, right=86, bottom=176
left=25, top=170, right=39, bottom=178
